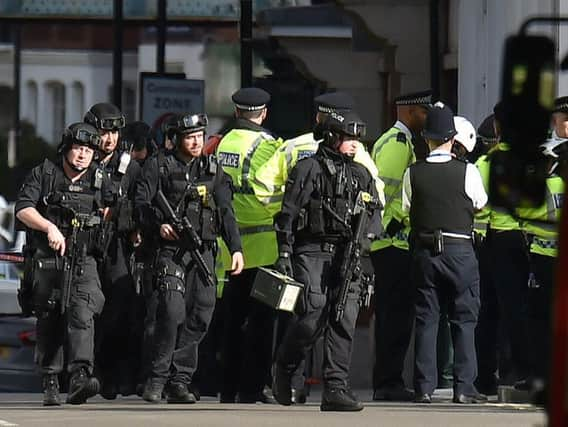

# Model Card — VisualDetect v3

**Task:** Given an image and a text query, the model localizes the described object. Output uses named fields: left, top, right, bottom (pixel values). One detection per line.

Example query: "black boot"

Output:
left=166, top=382, right=196, bottom=404
left=42, top=374, right=61, bottom=406
left=320, top=387, right=364, bottom=412
left=272, top=363, right=292, bottom=406
left=142, top=379, right=164, bottom=403
left=66, top=368, right=100, bottom=405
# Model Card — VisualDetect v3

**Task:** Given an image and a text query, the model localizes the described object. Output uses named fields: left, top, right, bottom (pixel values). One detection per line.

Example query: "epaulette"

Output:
left=396, top=132, right=407, bottom=143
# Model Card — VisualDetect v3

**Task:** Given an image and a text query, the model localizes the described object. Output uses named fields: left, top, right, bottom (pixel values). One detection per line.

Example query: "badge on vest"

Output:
left=68, top=184, right=83, bottom=193
left=554, top=193, right=564, bottom=209
left=218, top=152, right=240, bottom=168
left=396, top=132, right=407, bottom=143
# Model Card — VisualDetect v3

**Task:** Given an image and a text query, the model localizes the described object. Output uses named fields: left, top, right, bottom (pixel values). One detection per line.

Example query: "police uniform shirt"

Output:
left=401, top=149, right=487, bottom=223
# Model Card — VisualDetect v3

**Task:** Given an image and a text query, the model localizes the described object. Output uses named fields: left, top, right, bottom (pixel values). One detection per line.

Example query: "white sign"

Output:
left=139, top=73, right=205, bottom=128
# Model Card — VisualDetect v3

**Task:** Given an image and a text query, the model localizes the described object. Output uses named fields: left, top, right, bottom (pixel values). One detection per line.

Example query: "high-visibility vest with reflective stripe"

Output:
left=486, top=143, right=523, bottom=231
left=254, top=132, right=385, bottom=216
left=518, top=175, right=564, bottom=257
left=370, top=126, right=415, bottom=251
left=216, top=128, right=283, bottom=268
left=474, top=154, right=491, bottom=237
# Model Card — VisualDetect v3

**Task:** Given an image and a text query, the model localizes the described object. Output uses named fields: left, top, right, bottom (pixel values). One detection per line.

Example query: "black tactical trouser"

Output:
left=149, top=247, right=216, bottom=386
left=276, top=245, right=362, bottom=390
left=488, top=230, right=531, bottom=384
left=371, top=246, right=414, bottom=390
left=220, top=268, right=276, bottom=399
left=527, top=253, right=555, bottom=382
left=96, top=235, right=141, bottom=392
left=35, top=256, right=104, bottom=375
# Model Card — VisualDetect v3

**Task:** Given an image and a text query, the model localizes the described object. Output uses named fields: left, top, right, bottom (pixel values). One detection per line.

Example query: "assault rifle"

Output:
left=60, top=213, right=100, bottom=314
left=156, top=190, right=216, bottom=288
left=335, top=191, right=379, bottom=321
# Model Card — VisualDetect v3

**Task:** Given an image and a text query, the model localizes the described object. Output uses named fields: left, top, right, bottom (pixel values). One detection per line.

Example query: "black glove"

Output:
left=274, top=252, right=294, bottom=278
left=385, top=219, right=404, bottom=238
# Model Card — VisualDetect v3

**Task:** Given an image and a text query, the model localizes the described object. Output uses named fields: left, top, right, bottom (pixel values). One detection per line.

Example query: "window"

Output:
left=71, top=81, right=85, bottom=123
left=25, top=81, right=38, bottom=126
left=46, top=81, right=66, bottom=144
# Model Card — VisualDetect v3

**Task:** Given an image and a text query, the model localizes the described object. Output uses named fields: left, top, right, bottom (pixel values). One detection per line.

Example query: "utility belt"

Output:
left=413, top=230, right=472, bottom=255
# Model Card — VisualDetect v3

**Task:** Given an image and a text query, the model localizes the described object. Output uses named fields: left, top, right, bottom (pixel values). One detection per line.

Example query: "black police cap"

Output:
left=423, top=102, right=457, bottom=142
left=477, top=114, right=496, bottom=140
left=554, top=96, right=568, bottom=113
left=314, top=91, right=355, bottom=114
left=493, top=101, right=505, bottom=124
left=231, top=87, right=270, bottom=111
left=394, top=90, right=433, bottom=106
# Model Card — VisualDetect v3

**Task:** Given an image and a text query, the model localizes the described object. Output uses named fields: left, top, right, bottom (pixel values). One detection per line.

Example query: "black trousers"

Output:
left=412, top=241, right=480, bottom=395
left=488, top=230, right=531, bottom=383
left=371, top=246, right=414, bottom=390
left=220, top=268, right=275, bottom=398
left=276, top=246, right=362, bottom=389
left=96, top=236, right=141, bottom=391
left=149, top=248, right=216, bottom=385
left=527, top=253, right=555, bottom=381
left=474, top=237, right=502, bottom=389
left=35, top=256, right=104, bottom=375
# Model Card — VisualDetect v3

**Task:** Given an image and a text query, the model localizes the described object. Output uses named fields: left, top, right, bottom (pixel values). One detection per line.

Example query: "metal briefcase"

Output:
left=251, top=267, right=304, bottom=312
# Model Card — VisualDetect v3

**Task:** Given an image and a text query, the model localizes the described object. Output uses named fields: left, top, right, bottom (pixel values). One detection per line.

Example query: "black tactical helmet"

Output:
left=122, top=121, right=153, bottom=151
left=58, top=122, right=101, bottom=154
left=175, top=113, right=208, bottom=134
left=84, top=102, right=126, bottom=131
left=316, top=110, right=367, bottom=145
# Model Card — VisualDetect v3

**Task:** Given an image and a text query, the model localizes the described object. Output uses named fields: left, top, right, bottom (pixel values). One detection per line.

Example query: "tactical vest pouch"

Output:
left=32, top=257, right=63, bottom=312
left=308, top=199, right=325, bottom=235
left=297, top=208, right=308, bottom=231
left=18, top=245, right=36, bottom=316
left=116, top=199, right=135, bottom=233
left=327, top=199, right=350, bottom=235
left=201, top=207, right=218, bottom=241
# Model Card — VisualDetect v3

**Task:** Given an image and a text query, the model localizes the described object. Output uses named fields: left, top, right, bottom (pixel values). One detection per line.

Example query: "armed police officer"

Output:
left=15, top=123, right=113, bottom=406
left=83, top=102, right=142, bottom=398
left=403, top=102, right=488, bottom=404
left=272, top=111, right=382, bottom=412
left=136, top=112, right=244, bottom=403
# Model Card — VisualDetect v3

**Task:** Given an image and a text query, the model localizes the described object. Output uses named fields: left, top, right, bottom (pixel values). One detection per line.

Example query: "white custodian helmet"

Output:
left=453, top=116, right=477, bottom=153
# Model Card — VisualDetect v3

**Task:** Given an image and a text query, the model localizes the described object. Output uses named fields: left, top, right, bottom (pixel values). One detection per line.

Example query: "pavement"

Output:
left=0, top=390, right=546, bottom=427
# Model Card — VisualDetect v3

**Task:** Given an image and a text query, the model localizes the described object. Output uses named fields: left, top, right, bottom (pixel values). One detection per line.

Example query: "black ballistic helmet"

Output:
left=58, top=122, right=101, bottom=154
left=175, top=113, right=208, bottom=134
left=316, top=110, right=367, bottom=145
left=122, top=121, right=153, bottom=151
left=84, top=102, right=126, bottom=131
left=422, top=102, right=457, bottom=142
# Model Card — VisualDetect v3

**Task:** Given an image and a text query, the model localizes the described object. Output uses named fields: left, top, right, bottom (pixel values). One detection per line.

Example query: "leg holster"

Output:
left=155, top=260, right=186, bottom=294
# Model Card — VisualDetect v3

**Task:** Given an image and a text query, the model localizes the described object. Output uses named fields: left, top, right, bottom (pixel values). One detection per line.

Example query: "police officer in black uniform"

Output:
left=15, top=123, right=113, bottom=406
left=135, top=112, right=244, bottom=403
left=402, top=102, right=488, bottom=404
left=272, top=111, right=382, bottom=411
left=84, top=102, right=142, bottom=398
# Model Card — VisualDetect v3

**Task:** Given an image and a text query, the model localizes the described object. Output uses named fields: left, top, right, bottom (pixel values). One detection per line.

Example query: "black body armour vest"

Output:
left=305, top=152, right=361, bottom=241
left=34, top=160, right=103, bottom=251
left=158, top=152, right=219, bottom=242
left=409, top=158, right=474, bottom=235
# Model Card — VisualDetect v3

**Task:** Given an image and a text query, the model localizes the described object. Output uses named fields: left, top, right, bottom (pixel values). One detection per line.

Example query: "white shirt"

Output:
left=394, top=120, right=413, bottom=143
left=402, top=148, right=488, bottom=213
